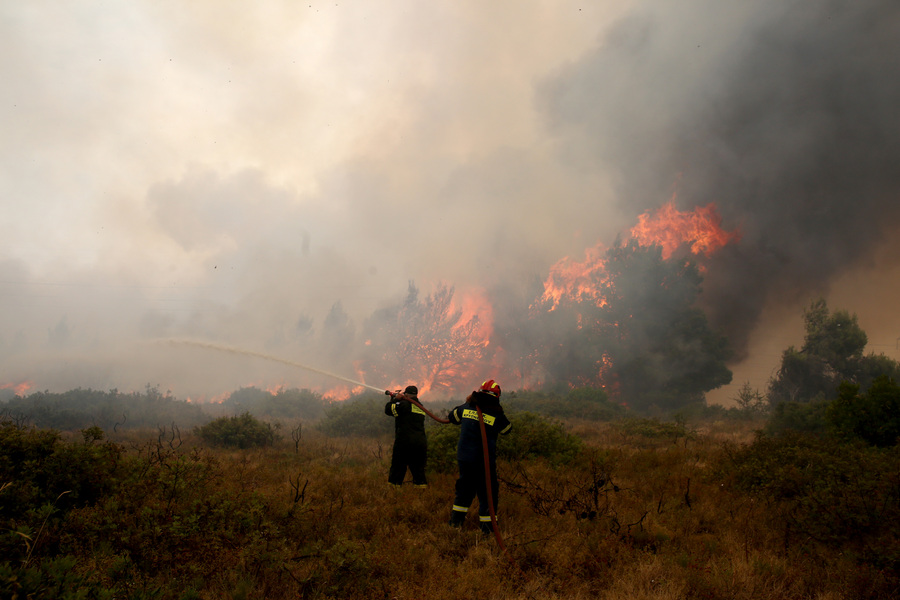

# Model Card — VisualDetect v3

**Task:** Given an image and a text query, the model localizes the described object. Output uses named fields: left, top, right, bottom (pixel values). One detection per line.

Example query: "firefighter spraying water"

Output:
left=164, top=339, right=512, bottom=548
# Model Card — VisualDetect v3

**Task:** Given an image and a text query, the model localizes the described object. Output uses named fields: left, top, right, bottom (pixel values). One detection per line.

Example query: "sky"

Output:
left=3, top=0, right=899, bottom=403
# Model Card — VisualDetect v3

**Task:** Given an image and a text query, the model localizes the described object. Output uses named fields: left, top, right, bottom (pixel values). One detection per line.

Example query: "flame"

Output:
left=539, top=242, right=611, bottom=311
left=1, top=381, right=34, bottom=396
left=540, top=200, right=739, bottom=311
left=629, top=198, right=740, bottom=259
left=455, top=288, right=494, bottom=342
left=165, top=200, right=740, bottom=400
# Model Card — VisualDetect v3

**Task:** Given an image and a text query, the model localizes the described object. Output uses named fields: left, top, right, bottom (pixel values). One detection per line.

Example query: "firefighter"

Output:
left=384, top=385, right=428, bottom=487
left=447, top=379, right=512, bottom=534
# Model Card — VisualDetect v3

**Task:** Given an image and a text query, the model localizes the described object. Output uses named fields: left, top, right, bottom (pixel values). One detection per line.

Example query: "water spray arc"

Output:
left=164, top=339, right=449, bottom=423
left=164, top=339, right=381, bottom=392
left=165, top=339, right=516, bottom=560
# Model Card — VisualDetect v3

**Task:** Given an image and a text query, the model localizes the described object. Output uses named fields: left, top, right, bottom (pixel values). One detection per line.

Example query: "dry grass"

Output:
left=51, top=420, right=895, bottom=599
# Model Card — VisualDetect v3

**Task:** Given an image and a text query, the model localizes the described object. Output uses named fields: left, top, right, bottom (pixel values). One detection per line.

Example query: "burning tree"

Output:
left=525, top=239, right=733, bottom=412
left=357, top=282, right=490, bottom=394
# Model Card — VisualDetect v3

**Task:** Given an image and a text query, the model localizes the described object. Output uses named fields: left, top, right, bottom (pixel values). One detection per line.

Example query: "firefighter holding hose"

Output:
left=384, top=385, right=429, bottom=487
left=448, top=379, right=512, bottom=534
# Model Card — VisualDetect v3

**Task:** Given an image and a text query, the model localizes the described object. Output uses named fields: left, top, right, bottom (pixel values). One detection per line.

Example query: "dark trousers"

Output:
left=388, top=439, right=427, bottom=485
left=452, top=458, right=499, bottom=519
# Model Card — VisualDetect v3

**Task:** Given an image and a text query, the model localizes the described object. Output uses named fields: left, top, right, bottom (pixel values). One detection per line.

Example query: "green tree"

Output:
left=828, top=376, right=900, bottom=447
left=767, top=299, right=896, bottom=406
left=530, top=240, right=732, bottom=412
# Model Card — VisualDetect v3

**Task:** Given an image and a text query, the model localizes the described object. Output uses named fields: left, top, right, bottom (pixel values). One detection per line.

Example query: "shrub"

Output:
left=720, top=431, right=900, bottom=571
left=828, top=376, right=900, bottom=447
left=765, top=398, right=831, bottom=436
left=2, top=386, right=211, bottom=432
left=504, top=387, right=625, bottom=421
left=316, top=396, right=393, bottom=438
left=194, top=413, right=277, bottom=448
left=425, top=423, right=459, bottom=474
left=615, top=417, right=695, bottom=442
left=499, top=412, right=583, bottom=463
left=426, top=411, right=584, bottom=473
left=224, top=387, right=326, bottom=421
left=0, top=422, right=123, bottom=522
left=0, top=556, right=114, bottom=600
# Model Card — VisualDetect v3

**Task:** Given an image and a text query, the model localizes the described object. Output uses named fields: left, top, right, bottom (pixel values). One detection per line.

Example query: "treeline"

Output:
left=0, top=382, right=692, bottom=436
left=0, top=385, right=331, bottom=433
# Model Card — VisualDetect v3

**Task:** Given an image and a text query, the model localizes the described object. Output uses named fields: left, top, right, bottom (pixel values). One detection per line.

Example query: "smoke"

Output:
left=3, top=1, right=899, bottom=399
left=539, top=0, right=900, bottom=358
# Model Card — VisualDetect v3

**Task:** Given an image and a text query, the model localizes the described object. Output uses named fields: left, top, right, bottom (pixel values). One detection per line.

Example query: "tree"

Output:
left=528, top=240, right=732, bottom=412
left=319, top=301, right=355, bottom=365
left=767, top=299, right=891, bottom=406
left=357, top=282, right=489, bottom=394
left=733, top=381, right=767, bottom=415
left=828, top=376, right=900, bottom=447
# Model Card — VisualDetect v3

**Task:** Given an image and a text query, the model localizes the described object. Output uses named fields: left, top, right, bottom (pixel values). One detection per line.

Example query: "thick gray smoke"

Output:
left=539, top=0, right=900, bottom=358
left=4, top=1, right=899, bottom=400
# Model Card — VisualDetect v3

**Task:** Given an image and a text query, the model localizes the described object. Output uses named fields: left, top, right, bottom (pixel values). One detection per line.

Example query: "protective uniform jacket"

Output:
left=449, top=392, right=512, bottom=463
left=384, top=395, right=427, bottom=444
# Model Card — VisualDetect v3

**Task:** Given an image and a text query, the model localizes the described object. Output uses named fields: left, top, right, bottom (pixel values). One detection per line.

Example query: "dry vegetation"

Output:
left=3, top=415, right=898, bottom=600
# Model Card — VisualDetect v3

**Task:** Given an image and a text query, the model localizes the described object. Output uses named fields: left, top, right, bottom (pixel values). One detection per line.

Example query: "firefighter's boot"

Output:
left=449, top=507, right=467, bottom=528
left=479, top=516, right=494, bottom=536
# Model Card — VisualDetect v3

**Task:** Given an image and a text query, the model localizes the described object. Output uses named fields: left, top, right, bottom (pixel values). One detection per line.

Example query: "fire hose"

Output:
left=385, top=391, right=507, bottom=549
left=165, top=340, right=509, bottom=551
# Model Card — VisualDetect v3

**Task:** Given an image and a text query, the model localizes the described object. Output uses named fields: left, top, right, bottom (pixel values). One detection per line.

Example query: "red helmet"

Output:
left=479, top=379, right=501, bottom=398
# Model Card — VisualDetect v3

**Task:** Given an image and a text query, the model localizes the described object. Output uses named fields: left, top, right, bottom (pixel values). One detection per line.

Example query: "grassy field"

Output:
left=2, top=415, right=898, bottom=599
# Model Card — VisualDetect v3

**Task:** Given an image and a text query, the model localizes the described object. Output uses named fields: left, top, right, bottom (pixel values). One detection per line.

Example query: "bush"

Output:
left=426, top=411, right=584, bottom=473
left=194, top=413, right=277, bottom=448
left=499, top=412, right=583, bottom=463
left=224, top=387, right=327, bottom=421
left=504, top=387, right=625, bottom=421
left=0, top=422, right=123, bottom=523
left=765, top=398, right=831, bottom=436
left=720, top=431, right=900, bottom=571
left=2, top=386, right=211, bottom=432
left=614, top=417, right=695, bottom=442
left=316, top=396, right=393, bottom=438
left=426, top=423, right=459, bottom=474
left=828, top=376, right=900, bottom=447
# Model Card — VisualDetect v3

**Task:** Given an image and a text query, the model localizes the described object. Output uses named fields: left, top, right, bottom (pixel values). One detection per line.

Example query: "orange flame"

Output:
left=540, top=242, right=611, bottom=311
left=1, top=381, right=34, bottom=396
left=541, top=200, right=739, bottom=311
left=629, top=199, right=741, bottom=259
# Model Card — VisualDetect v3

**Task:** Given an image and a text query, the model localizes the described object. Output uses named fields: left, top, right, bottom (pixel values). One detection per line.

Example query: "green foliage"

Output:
left=732, top=382, right=768, bottom=416
left=0, top=422, right=122, bottom=524
left=504, top=387, right=626, bottom=421
left=828, top=376, right=900, bottom=447
left=499, top=412, right=583, bottom=463
left=614, top=417, right=695, bottom=442
left=721, top=432, right=900, bottom=571
left=427, top=411, right=583, bottom=473
left=764, top=398, right=831, bottom=435
left=425, top=421, right=459, bottom=474
left=224, top=387, right=326, bottom=421
left=2, top=385, right=210, bottom=432
left=194, top=413, right=277, bottom=448
left=316, top=395, right=394, bottom=438
left=524, top=240, right=732, bottom=413
left=767, top=299, right=900, bottom=406
left=0, top=555, right=114, bottom=600
left=801, top=298, right=868, bottom=375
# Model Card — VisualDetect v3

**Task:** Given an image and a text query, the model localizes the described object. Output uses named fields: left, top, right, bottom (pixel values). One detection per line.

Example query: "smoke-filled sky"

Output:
left=3, top=0, right=899, bottom=403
